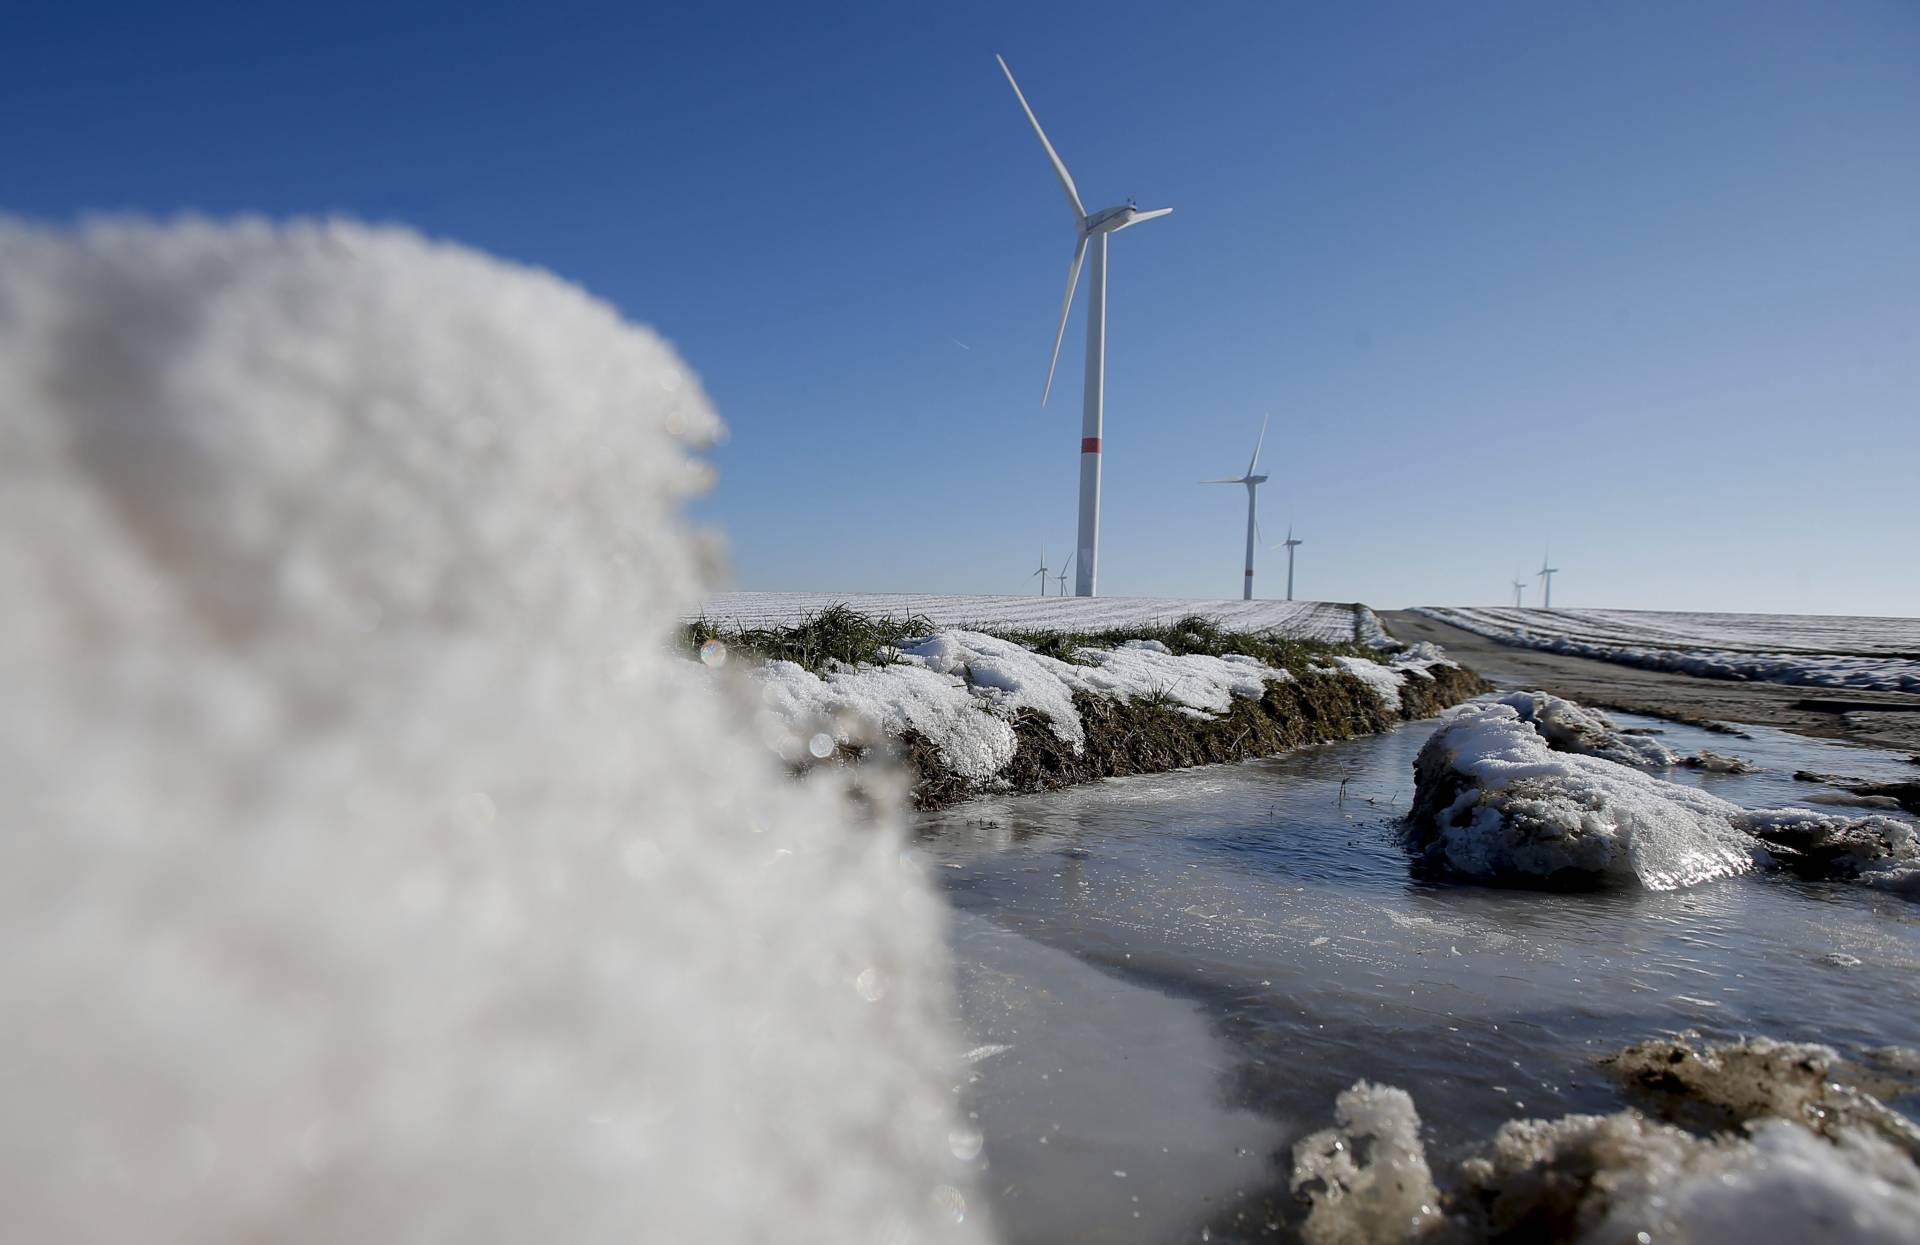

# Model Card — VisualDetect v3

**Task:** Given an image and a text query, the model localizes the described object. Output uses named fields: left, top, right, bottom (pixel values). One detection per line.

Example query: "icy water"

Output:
left=921, top=711, right=1920, bottom=1243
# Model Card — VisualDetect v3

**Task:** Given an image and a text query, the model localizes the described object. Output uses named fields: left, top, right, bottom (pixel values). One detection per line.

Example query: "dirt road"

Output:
left=1383, top=610, right=1920, bottom=756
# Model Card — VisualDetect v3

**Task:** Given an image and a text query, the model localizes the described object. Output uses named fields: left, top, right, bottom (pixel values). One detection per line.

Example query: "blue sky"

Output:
left=5, top=1, right=1916, bottom=614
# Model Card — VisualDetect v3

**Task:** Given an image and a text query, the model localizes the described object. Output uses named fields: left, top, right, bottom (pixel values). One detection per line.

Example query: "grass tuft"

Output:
left=685, top=603, right=935, bottom=673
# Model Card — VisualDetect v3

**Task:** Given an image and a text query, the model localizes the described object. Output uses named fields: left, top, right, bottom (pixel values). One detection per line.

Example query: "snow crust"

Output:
left=752, top=627, right=1315, bottom=777
left=1410, top=696, right=1920, bottom=893
left=1418, top=606, right=1920, bottom=693
left=698, top=590, right=1386, bottom=643
left=0, top=220, right=987, bottom=1243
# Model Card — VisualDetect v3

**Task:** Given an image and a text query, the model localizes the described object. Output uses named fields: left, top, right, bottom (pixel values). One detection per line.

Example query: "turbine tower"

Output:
left=1511, top=576, right=1527, bottom=607
left=1537, top=553, right=1560, bottom=610
left=1202, top=415, right=1270, bottom=601
left=997, top=54, right=1172, bottom=597
left=1053, top=552, right=1074, bottom=597
left=1280, top=525, right=1304, bottom=602
left=1032, top=550, right=1050, bottom=597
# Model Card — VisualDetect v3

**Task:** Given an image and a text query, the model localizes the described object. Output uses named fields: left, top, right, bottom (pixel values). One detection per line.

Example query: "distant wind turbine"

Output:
left=997, top=54, right=1172, bottom=597
left=1032, top=550, right=1050, bottom=596
left=1279, top=525, right=1304, bottom=602
left=1054, top=551, right=1074, bottom=597
left=1202, top=415, right=1270, bottom=601
left=1538, top=552, right=1560, bottom=609
left=1511, top=575, right=1528, bottom=607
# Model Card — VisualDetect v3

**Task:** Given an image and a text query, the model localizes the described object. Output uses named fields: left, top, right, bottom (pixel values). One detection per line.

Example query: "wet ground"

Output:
left=924, top=711, right=1920, bottom=1243
left=1383, top=610, right=1920, bottom=755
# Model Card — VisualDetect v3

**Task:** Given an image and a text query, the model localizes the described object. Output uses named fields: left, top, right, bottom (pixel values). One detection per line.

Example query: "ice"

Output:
left=0, top=220, right=987, bottom=1243
left=1417, top=607, right=1920, bottom=694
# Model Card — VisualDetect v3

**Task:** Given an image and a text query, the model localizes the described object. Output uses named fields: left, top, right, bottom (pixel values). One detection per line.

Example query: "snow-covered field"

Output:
left=1417, top=606, right=1920, bottom=694
left=697, top=591, right=1388, bottom=644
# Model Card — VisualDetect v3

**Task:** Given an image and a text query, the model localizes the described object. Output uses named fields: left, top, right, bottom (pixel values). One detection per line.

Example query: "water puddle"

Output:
left=924, top=708, right=1920, bottom=1242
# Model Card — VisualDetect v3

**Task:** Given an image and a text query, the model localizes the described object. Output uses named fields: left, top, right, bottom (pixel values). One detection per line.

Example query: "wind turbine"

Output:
left=1279, top=525, right=1304, bottom=602
left=1054, top=552, right=1074, bottom=597
left=1511, top=575, right=1528, bottom=607
left=1202, top=415, right=1270, bottom=601
left=1032, top=550, right=1050, bottom=597
left=997, top=54, right=1172, bottom=597
left=1537, top=552, right=1560, bottom=609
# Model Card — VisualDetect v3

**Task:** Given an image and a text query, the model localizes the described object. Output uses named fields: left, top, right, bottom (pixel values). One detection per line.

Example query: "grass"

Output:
left=991, top=613, right=1389, bottom=675
left=685, top=607, right=1392, bottom=675
left=684, top=603, right=935, bottom=672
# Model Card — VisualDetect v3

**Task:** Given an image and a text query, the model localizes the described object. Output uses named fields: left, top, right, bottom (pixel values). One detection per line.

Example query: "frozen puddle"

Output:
left=926, top=708, right=1920, bottom=1240
left=950, top=912, right=1281, bottom=1242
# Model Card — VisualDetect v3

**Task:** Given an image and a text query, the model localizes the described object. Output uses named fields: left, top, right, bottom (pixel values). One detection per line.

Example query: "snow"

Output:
left=0, top=220, right=988, bottom=1243
left=1417, top=606, right=1920, bottom=694
left=751, top=627, right=1309, bottom=777
left=697, top=590, right=1389, bottom=644
left=1332, top=654, right=1408, bottom=712
left=1410, top=696, right=1920, bottom=893
left=1485, top=689, right=1680, bottom=768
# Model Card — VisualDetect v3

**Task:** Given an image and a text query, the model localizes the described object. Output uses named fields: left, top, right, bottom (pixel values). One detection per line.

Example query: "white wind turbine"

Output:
left=1053, top=552, right=1074, bottom=597
left=997, top=54, right=1172, bottom=598
left=1279, top=525, right=1304, bottom=602
left=1511, top=575, right=1528, bottom=607
left=1031, top=550, right=1050, bottom=596
left=1201, top=415, right=1270, bottom=601
left=1537, top=552, right=1560, bottom=609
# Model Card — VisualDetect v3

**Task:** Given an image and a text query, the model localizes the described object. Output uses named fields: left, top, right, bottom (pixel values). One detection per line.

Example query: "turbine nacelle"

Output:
left=1082, top=203, right=1174, bottom=237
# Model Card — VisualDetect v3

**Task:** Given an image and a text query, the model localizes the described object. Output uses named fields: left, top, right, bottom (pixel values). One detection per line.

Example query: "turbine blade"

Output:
left=996, top=55, right=1087, bottom=221
left=1248, top=413, right=1269, bottom=477
left=1199, top=477, right=1242, bottom=484
left=1062, top=551, right=1074, bottom=572
left=1113, top=206, right=1173, bottom=230
left=1041, top=235, right=1088, bottom=405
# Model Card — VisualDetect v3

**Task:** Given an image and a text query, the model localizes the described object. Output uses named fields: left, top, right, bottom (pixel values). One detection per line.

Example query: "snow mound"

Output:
left=1407, top=702, right=1755, bottom=889
left=1296, top=1043, right=1920, bottom=1244
left=0, top=220, right=986, bottom=1243
left=1409, top=697, right=1920, bottom=895
left=1458, top=1113, right=1920, bottom=1245
left=1486, top=690, right=1679, bottom=769
left=1289, top=1081, right=1445, bottom=1245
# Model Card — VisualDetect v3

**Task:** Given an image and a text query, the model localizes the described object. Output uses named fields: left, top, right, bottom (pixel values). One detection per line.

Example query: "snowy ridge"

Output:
left=1417, top=606, right=1920, bottom=693
left=698, top=591, right=1387, bottom=644
left=746, top=630, right=1453, bottom=783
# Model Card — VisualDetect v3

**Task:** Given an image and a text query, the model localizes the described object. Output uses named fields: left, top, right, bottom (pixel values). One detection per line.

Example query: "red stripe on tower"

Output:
left=1081, top=437, right=1101, bottom=453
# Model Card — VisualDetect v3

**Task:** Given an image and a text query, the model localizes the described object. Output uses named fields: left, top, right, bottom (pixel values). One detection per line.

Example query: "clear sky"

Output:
left=5, top=1, right=1916, bottom=614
